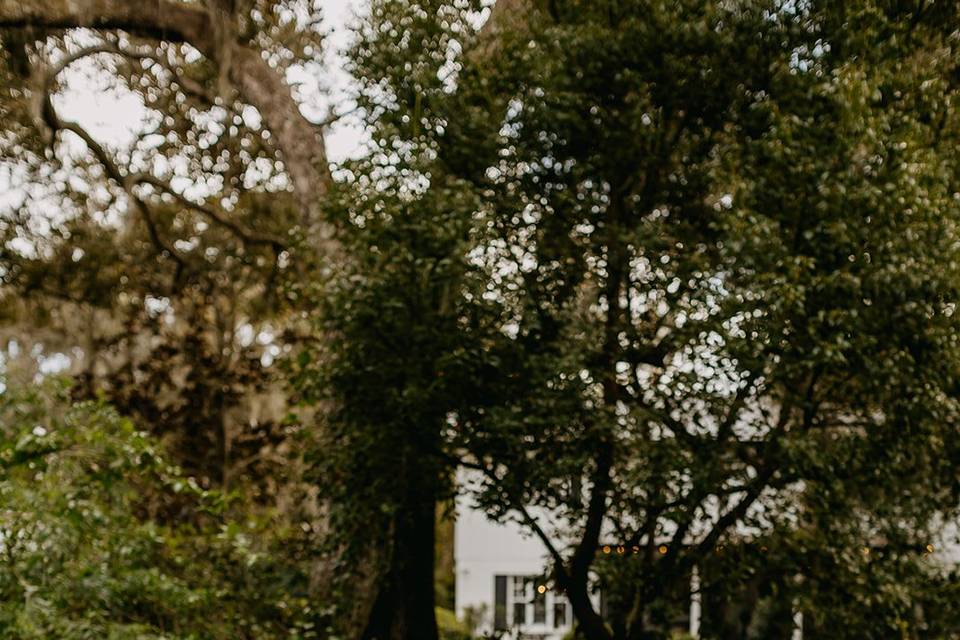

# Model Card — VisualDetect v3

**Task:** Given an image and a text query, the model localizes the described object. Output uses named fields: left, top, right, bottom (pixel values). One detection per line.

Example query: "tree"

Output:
left=288, top=0, right=960, bottom=637
left=0, top=0, right=337, bottom=477
left=0, top=0, right=358, bottom=632
left=0, top=0, right=333, bottom=222
left=0, top=4, right=332, bottom=615
left=6, top=2, right=960, bottom=640
left=430, top=2, right=960, bottom=638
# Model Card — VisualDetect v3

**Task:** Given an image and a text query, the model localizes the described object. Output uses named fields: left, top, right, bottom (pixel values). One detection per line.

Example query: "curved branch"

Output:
left=132, top=174, right=286, bottom=250
left=460, top=456, right=570, bottom=579
left=49, top=114, right=187, bottom=271
left=36, top=49, right=187, bottom=272
left=39, top=43, right=283, bottom=253
left=0, top=0, right=336, bottom=241
left=228, top=45, right=332, bottom=231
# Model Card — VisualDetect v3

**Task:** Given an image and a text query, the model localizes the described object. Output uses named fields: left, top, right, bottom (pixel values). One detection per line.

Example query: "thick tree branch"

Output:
left=692, top=464, right=778, bottom=557
left=0, top=0, right=212, bottom=47
left=228, top=45, right=331, bottom=231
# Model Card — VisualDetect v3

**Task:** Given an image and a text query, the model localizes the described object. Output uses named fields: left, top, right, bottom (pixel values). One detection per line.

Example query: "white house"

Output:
left=454, top=486, right=960, bottom=639
left=454, top=493, right=579, bottom=639
left=454, top=491, right=823, bottom=640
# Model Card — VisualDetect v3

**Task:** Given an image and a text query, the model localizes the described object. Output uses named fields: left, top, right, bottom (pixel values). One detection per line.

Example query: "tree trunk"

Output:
left=567, top=583, right=612, bottom=640
left=361, top=466, right=440, bottom=640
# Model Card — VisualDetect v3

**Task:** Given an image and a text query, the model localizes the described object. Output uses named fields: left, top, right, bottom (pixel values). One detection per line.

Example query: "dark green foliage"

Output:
left=302, top=1, right=960, bottom=638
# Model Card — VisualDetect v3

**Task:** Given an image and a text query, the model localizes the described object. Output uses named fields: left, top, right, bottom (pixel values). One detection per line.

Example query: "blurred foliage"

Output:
left=0, top=0, right=321, bottom=500
left=436, top=607, right=472, bottom=640
left=0, top=3, right=328, bottom=631
left=0, top=380, right=326, bottom=639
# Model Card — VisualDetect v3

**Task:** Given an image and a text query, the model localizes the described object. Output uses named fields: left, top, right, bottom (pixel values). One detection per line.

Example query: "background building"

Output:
left=455, top=493, right=577, bottom=639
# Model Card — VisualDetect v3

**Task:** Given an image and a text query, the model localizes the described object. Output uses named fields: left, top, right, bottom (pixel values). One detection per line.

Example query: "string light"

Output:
left=596, top=541, right=936, bottom=557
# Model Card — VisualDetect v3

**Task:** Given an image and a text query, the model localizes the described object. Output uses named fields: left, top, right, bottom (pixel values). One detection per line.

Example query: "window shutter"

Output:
left=494, top=575, right=507, bottom=631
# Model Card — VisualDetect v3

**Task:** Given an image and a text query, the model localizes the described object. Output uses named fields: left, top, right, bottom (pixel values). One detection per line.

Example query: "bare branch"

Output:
left=35, top=49, right=187, bottom=272
left=693, top=465, right=777, bottom=556
left=516, top=503, right=571, bottom=581
left=460, top=454, right=571, bottom=582
left=131, top=174, right=286, bottom=250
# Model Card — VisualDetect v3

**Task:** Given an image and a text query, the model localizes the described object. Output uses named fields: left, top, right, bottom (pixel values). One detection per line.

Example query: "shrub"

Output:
left=0, top=381, right=322, bottom=639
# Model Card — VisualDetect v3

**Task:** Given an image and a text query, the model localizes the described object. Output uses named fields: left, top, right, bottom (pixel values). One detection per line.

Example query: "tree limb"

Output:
left=38, top=74, right=187, bottom=275
left=132, top=173, right=286, bottom=250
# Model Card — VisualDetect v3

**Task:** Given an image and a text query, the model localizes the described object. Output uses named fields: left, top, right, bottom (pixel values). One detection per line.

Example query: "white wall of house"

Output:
left=455, top=490, right=576, bottom=639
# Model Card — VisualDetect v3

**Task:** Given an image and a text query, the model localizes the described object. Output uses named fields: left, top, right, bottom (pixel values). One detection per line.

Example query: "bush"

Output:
left=0, top=381, right=323, bottom=639
left=437, top=607, right=472, bottom=640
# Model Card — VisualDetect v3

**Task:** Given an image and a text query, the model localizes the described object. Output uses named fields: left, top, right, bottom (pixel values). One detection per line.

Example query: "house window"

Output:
left=513, top=576, right=529, bottom=599
left=510, top=576, right=530, bottom=626
left=533, top=588, right=547, bottom=624
left=498, top=574, right=570, bottom=630
left=554, top=601, right=568, bottom=628
left=513, top=601, right=527, bottom=625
